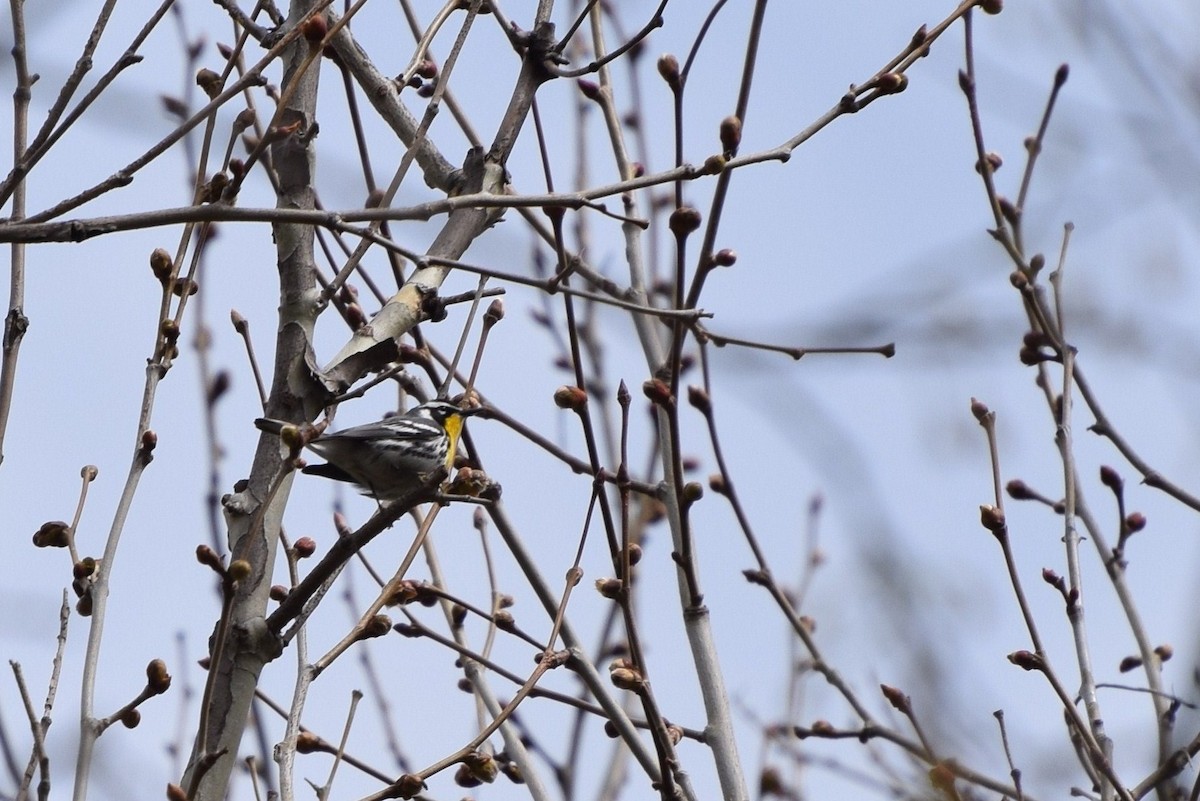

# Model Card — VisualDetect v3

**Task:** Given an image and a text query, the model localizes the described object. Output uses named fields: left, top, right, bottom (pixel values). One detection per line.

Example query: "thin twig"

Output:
left=1013, top=64, right=1069, bottom=255
left=0, top=0, right=33, bottom=466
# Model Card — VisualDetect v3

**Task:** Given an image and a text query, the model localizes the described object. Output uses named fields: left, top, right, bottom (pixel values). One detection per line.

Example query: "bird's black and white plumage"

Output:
left=255, top=400, right=477, bottom=500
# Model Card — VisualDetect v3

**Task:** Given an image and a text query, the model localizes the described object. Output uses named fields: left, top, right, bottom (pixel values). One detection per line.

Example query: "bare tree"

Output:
left=1, top=2, right=1196, bottom=801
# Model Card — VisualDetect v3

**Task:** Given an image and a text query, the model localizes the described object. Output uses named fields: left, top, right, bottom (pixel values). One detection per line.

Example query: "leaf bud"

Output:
left=969, top=397, right=990, bottom=423
left=195, top=68, right=222, bottom=100
left=296, top=731, right=322, bottom=753
left=484, top=298, right=505, bottom=326
left=609, top=665, right=644, bottom=692
left=595, top=577, right=623, bottom=600
left=146, top=658, right=172, bottom=694
left=713, top=248, right=737, bottom=267
left=392, top=774, right=425, bottom=799
left=195, top=545, right=223, bottom=571
left=454, top=764, right=482, bottom=788
left=880, top=684, right=911, bottom=713
left=416, top=59, right=438, bottom=80
left=668, top=206, right=702, bottom=237
left=719, top=115, right=742, bottom=154
left=150, top=248, right=174, bottom=283
left=1005, top=479, right=1033, bottom=500
left=875, top=72, right=907, bottom=94
left=657, top=54, right=681, bottom=91
left=979, top=504, right=1005, bottom=533
left=301, top=13, right=328, bottom=43
left=577, top=79, right=600, bottom=100
left=1118, top=655, right=1142, bottom=673
left=361, top=614, right=391, bottom=639
left=702, top=154, right=726, bottom=174
left=1099, top=465, right=1122, bottom=491
left=642, top=378, right=673, bottom=407
left=553, top=385, right=588, bottom=411
left=975, top=151, right=1003, bottom=174
left=1006, top=650, right=1043, bottom=671
left=33, top=521, right=70, bottom=548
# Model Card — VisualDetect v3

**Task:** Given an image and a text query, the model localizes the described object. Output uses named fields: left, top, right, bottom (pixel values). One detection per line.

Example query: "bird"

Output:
left=255, top=399, right=479, bottom=501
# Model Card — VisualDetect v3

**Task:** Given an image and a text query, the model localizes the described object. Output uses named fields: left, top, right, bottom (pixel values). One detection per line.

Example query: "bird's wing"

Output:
left=322, top=418, right=441, bottom=441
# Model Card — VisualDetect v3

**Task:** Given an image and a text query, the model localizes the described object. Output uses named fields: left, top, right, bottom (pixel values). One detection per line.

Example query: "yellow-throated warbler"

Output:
left=255, top=400, right=478, bottom=500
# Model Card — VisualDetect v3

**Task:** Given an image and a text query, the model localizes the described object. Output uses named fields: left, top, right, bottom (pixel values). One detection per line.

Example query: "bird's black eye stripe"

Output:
left=420, top=401, right=462, bottom=422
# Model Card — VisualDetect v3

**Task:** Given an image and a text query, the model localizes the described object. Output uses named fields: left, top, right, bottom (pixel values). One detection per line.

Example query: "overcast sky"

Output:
left=2, top=2, right=1199, bottom=799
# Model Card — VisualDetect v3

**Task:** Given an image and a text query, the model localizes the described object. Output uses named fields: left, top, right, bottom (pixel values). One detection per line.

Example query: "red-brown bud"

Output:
left=595, top=577, right=623, bottom=600
left=1099, top=465, right=1122, bottom=491
left=642, top=378, right=673, bottom=407
left=880, top=684, right=911, bottom=714
left=719, top=115, right=742, bottom=154
left=415, top=59, right=438, bottom=79
left=1006, top=479, right=1033, bottom=500
left=150, top=248, right=174, bottom=283
left=171, top=277, right=199, bottom=298
left=554, top=385, right=588, bottom=411
left=969, top=397, right=990, bottom=423
left=196, top=545, right=223, bottom=571
left=669, top=206, right=702, bottom=237
left=979, top=504, right=1005, bottom=533
left=484, top=298, right=505, bottom=326
left=1118, top=655, right=1142, bottom=673
left=392, top=774, right=425, bottom=799
left=609, top=664, right=644, bottom=692
left=703, top=154, right=727, bottom=175
left=875, top=72, right=907, bottom=95
left=657, top=54, right=681, bottom=91
left=1007, top=650, right=1043, bottom=671
left=454, top=764, right=483, bottom=788
left=713, top=248, right=737, bottom=267
left=462, top=750, right=498, bottom=784
left=301, top=13, right=328, bottom=43
left=296, top=731, right=322, bottom=753
left=975, top=151, right=1003, bottom=174
left=33, top=520, right=70, bottom=548
left=361, top=614, right=392, bottom=639
left=146, top=659, right=172, bottom=694
left=195, top=69, right=222, bottom=100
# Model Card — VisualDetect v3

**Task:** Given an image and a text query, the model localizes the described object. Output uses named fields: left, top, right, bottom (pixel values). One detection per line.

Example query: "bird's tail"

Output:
left=254, top=418, right=288, bottom=435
